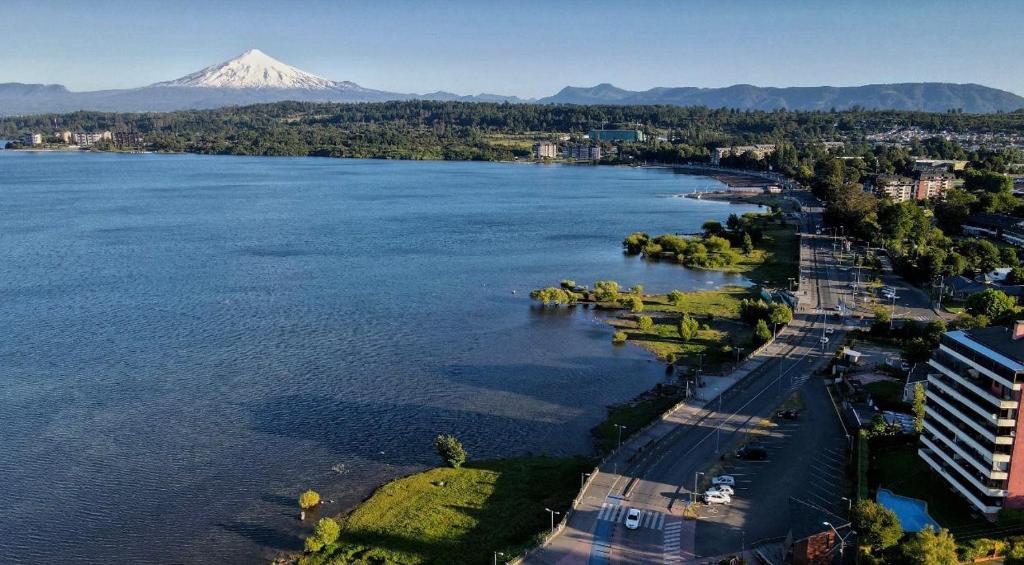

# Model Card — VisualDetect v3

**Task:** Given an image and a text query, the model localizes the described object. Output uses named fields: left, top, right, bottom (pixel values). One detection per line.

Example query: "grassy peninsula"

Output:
left=295, top=457, right=591, bottom=565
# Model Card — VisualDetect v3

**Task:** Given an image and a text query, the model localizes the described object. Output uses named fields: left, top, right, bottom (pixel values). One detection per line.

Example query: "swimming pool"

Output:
left=877, top=489, right=942, bottom=533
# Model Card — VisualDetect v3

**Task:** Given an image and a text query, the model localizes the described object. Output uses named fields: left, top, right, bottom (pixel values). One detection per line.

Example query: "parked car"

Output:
left=702, top=491, right=731, bottom=505
left=736, top=445, right=768, bottom=460
left=825, top=328, right=834, bottom=335
left=819, top=336, right=830, bottom=344
left=624, top=508, right=641, bottom=530
left=711, top=475, right=735, bottom=486
left=776, top=409, right=801, bottom=420
left=706, top=485, right=734, bottom=496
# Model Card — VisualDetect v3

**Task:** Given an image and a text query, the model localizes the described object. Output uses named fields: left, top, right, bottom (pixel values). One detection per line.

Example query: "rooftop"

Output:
left=957, top=326, right=1024, bottom=369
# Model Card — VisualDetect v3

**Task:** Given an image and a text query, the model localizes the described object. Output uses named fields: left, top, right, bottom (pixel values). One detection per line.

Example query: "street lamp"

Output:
left=841, top=497, right=852, bottom=514
left=544, top=508, right=561, bottom=532
left=692, top=471, right=705, bottom=504
left=823, top=521, right=854, bottom=563
left=493, top=551, right=505, bottom=565
left=613, top=424, right=627, bottom=449
left=580, top=472, right=591, bottom=492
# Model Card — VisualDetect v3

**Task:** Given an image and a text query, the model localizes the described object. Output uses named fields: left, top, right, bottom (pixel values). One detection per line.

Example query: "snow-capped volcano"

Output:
left=151, top=48, right=340, bottom=90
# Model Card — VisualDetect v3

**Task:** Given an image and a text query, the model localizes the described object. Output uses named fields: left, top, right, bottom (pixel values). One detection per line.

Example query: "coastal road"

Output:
left=525, top=192, right=850, bottom=564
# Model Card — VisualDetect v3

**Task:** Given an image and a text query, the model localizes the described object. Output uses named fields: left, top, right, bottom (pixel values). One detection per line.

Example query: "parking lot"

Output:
left=692, top=379, right=851, bottom=557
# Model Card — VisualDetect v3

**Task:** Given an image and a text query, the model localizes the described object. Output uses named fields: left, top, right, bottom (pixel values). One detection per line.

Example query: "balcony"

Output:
left=919, top=447, right=1003, bottom=515
left=923, top=421, right=1008, bottom=480
left=919, top=437, right=1006, bottom=496
left=938, top=344, right=1018, bottom=391
left=928, top=374, right=1011, bottom=427
left=928, top=394, right=1002, bottom=443
left=929, top=357, right=1018, bottom=411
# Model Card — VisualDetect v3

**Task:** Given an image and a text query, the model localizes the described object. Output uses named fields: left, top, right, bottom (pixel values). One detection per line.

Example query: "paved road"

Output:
left=526, top=192, right=851, bottom=564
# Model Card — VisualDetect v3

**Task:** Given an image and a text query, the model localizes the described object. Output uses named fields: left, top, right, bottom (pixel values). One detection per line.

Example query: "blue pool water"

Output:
left=877, top=488, right=941, bottom=533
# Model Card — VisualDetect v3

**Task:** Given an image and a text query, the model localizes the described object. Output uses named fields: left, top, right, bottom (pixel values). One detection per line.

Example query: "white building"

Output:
left=532, top=141, right=557, bottom=159
left=72, top=131, right=112, bottom=146
left=22, top=133, right=42, bottom=146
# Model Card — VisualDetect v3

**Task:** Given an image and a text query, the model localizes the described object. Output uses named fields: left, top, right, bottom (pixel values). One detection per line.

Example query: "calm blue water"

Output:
left=0, top=152, right=756, bottom=564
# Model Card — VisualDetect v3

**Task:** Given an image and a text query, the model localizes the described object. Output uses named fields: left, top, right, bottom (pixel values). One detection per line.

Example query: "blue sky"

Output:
left=2, top=0, right=1021, bottom=97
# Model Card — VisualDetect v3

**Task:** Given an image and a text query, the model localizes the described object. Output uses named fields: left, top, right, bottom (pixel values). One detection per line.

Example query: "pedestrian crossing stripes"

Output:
left=595, top=502, right=666, bottom=530
left=664, top=519, right=683, bottom=563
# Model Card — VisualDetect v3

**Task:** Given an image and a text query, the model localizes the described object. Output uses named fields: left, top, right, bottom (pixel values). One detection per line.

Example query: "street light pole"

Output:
left=613, top=424, right=627, bottom=449
left=693, top=471, right=705, bottom=504
left=544, top=508, right=561, bottom=533
left=494, top=551, right=505, bottom=565
left=823, top=522, right=846, bottom=563
left=841, top=496, right=852, bottom=515
left=580, top=472, right=591, bottom=492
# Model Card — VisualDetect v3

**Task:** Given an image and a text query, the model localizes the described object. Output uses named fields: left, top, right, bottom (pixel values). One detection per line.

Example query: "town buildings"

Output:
left=710, top=144, right=776, bottom=166
left=873, top=175, right=916, bottom=202
left=72, top=131, right=112, bottom=146
left=21, top=133, right=42, bottom=146
left=532, top=141, right=557, bottom=159
left=588, top=129, right=645, bottom=142
left=921, top=325, right=1024, bottom=517
left=915, top=171, right=955, bottom=200
left=563, top=143, right=601, bottom=161
left=113, top=131, right=144, bottom=147
left=963, top=213, right=1024, bottom=247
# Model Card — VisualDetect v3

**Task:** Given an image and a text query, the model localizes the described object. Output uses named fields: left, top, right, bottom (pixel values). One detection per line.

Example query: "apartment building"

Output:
left=710, top=144, right=776, bottom=166
left=922, top=325, right=1024, bottom=517
left=563, top=143, right=601, bottom=161
left=72, top=131, right=112, bottom=146
left=915, top=172, right=955, bottom=200
left=873, top=175, right=916, bottom=202
left=532, top=141, right=557, bottom=159
left=22, top=133, right=42, bottom=146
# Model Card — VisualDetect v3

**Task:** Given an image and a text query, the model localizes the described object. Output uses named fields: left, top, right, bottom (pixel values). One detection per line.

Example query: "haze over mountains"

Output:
left=1, top=49, right=1022, bottom=116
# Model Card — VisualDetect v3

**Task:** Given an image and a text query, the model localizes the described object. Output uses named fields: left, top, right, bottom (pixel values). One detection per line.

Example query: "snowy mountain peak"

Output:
left=151, top=48, right=340, bottom=90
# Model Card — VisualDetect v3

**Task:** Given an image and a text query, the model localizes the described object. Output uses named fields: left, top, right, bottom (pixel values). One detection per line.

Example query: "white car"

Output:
left=711, top=475, right=735, bottom=486
left=820, top=336, right=829, bottom=344
left=703, top=491, right=731, bottom=505
left=624, top=508, right=641, bottom=530
left=825, top=328, right=835, bottom=335
left=706, top=485, right=734, bottom=496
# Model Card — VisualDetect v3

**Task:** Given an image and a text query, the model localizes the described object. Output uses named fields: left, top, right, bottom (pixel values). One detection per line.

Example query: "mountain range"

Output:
left=1, top=49, right=1022, bottom=116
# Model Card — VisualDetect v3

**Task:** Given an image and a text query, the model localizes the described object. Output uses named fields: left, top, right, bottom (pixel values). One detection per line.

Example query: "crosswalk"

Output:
left=595, top=502, right=666, bottom=530
left=663, top=519, right=682, bottom=563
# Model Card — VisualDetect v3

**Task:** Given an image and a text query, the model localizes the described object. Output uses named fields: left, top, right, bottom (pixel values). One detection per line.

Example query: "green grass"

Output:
left=592, top=391, right=682, bottom=453
left=305, top=456, right=593, bottom=565
left=864, top=380, right=906, bottom=407
left=644, top=285, right=754, bottom=318
left=622, top=319, right=749, bottom=366
left=869, top=443, right=989, bottom=535
left=742, top=221, right=801, bottom=287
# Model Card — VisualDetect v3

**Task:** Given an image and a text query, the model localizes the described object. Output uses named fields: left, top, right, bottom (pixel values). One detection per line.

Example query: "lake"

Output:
left=0, top=152, right=757, bottom=564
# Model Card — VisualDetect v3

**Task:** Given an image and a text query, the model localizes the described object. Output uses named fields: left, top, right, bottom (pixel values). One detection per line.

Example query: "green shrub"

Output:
left=612, top=331, right=627, bottom=343
left=637, top=315, right=654, bottom=332
left=434, top=434, right=467, bottom=468
left=299, top=489, right=321, bottom=510
left=305, top=517, right=340, bottom=553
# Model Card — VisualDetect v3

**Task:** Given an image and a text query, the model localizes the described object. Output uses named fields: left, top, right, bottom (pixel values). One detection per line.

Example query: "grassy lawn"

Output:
left=592, top=389, right=682, bottom=453
left=619, top=318, right=750, bottom=366
left=305, top=457, right=593, bottom=565
left=741, top=221, right=801, bottom=288
left=643, top=285, right=754, bottom=319
left=864, top=380, right=906, bottom=407
left=869, top=443, right=989, bottom=535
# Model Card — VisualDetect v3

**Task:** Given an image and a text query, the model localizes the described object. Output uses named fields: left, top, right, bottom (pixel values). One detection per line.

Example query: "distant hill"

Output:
left=538, top=82, right=1024, bottom=113
left=1, top=49, right=1022, bottom=116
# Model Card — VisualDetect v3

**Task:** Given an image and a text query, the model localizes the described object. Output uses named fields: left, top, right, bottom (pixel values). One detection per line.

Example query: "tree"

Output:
left=754, top=319, right=772, bottom=344
left=742, top=232, right=754, bottom=255
left=559, top=279, right=577, bottom=290
left=912, top=383, right=926, bottom=433
left=934, top=189, right=977, bottom=235
left=853, top=499, right=903, bottom=551
left=902, top=337, right=933, bottom=364
left=668, top=290, right=686, bottom=306
left=612, top=331, right=627, bottom=343
left=434, top=434, right=467, bottom=468
left=1003, top=247, right=1020, bottom=268
left=622, top=232, right=650, bottom=254
left=702, top=221, right=725, bottom=237
left=305, top=517, right=341, bottom=552
left=1009, top=266, right=1024, bottom=285
left=769, top=303, right=793, bottom=326
left=678, top=314, right=699, bottom=342
left=902, top=526, right=958, bottom=565
left=530, top=287, right=577, bottom=306
left=299, top=489, right=321, bottom=510
left=625, top=295, right=644, bottom=313
left=630, top=284, right=644, bottom=296
left=594, top=280, right=621, bottom=302
left=637, top=315, right=654, bottom=332
left=965, top=288, right=1017, bottom=320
